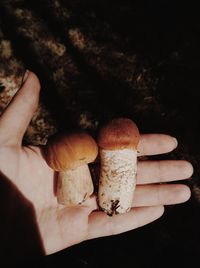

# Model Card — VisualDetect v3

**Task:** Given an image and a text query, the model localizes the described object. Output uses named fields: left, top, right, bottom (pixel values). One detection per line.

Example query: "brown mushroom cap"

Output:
left=97, top=118, right=140, bottom=150
left=44, top=132, right=98, bottom=171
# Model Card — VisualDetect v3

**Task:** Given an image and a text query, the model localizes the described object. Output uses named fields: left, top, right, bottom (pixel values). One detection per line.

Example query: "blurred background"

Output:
left=1, top=0, right=200, bottom=267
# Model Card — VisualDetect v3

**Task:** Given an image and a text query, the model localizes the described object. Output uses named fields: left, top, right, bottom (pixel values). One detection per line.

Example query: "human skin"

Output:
left=0, top=71, right=193, bottom=262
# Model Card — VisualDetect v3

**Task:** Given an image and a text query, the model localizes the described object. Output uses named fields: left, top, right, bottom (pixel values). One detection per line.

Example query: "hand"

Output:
left=0, top=72, right=193, bottom=262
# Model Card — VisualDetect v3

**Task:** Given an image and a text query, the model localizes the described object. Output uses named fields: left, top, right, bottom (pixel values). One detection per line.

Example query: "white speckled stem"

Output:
left=98, top=148, right=137, bottom=215
left=57, top=165, right=94, bottom=206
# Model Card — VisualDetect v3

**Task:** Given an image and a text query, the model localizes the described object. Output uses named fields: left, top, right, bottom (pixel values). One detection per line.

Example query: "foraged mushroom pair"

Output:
left=44, top=118, right=140, bottom=216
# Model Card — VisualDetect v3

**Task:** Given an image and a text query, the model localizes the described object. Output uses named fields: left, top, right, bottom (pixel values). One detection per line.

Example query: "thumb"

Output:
left=0, top=71, right=40, bottom=146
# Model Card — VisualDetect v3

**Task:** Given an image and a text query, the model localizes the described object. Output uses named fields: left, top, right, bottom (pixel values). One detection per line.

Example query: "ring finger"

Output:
left=132, top=184, right=191, bottom=207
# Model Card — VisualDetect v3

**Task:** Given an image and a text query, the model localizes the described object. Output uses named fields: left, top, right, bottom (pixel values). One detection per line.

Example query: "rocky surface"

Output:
left=1, top=1, right=200, bottom=267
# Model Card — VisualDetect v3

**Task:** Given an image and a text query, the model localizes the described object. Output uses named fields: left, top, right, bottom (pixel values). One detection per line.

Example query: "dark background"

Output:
left=1, top=1, right=200, bottom=267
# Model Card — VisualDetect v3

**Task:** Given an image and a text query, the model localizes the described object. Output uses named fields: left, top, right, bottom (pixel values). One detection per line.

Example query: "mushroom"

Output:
left=97, top=118, right=140, bottom=215
left=43, top=131, right=98, bottom=206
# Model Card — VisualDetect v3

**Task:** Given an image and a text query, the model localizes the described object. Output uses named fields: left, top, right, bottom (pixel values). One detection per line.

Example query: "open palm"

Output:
left=0, top=72, right=193, bottom=263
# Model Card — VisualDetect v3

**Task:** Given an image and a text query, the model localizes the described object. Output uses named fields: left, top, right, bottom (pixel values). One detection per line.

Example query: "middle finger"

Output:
left=137, top=160, right=193, bottom=184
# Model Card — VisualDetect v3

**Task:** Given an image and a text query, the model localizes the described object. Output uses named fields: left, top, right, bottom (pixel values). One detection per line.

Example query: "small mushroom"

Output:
left=43, top=131, right=98, bottom=206
left=97, top=118, right=140, bottom=215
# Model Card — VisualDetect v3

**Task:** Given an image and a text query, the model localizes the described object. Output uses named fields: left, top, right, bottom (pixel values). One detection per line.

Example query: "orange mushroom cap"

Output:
left=97, top=118, right=140, bottom=150
left=44, top=131, right=98, bottom=171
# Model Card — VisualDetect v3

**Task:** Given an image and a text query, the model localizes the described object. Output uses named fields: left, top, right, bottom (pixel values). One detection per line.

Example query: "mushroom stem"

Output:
left=43, top=131, right=98, bottom=207
left=57, top=164, right=94, bottom=206
left=97, top=118, right=140, bottom=215
left=98, top=148, right=137, bottom=215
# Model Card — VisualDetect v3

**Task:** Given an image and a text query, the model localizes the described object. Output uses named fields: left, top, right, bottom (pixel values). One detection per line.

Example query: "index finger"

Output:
left=137, top=134, right=178, bottom=156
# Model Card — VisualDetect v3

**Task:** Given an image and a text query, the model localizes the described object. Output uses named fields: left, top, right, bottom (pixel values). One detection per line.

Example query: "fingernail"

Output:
left=22, top=70, right=29, bottom=83
left=172, top=137, right=178, bottom=148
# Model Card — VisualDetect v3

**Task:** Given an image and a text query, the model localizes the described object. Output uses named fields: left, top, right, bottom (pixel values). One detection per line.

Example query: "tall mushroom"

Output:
left=43, top=131, right=98, bottom=206
left=97, top=118, right=140, bottom=215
